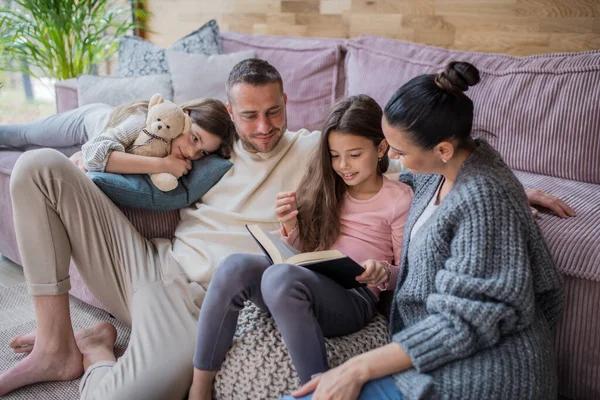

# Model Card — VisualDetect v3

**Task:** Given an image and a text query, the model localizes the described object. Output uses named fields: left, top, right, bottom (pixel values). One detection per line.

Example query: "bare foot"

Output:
left=0, top=335, right=83, bottom=396
left=9, top=331, right=36, bottom=353
left=75, top=322, right=118, bottom=370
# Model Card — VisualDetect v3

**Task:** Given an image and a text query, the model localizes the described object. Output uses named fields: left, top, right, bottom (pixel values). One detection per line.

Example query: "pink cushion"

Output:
left=346, top=35, right=600, bottom=184
left=221, top=32, right=345, bottom=132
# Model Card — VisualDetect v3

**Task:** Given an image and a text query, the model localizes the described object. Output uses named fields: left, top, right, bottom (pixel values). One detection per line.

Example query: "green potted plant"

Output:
left=0, top=0, right=149, bottom=80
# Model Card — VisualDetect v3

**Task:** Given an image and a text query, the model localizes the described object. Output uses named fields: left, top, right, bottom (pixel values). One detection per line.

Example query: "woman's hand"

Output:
left=357, top=260, right=391, bottom=287
left=161, top=154, right=192, bottom=178
left=276, top=192, right=299, bottom=234
left=525, top=188, right=575, bottom=218
left=291, top=360, right=367, bottom=400
left=69, top=151, right=87, bottom=173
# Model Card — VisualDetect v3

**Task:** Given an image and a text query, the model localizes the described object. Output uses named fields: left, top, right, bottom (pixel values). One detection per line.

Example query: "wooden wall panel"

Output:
left=146, top=0, right=600, bottom=55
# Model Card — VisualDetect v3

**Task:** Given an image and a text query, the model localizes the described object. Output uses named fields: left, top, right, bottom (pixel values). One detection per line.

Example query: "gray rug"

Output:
left=0, top=284, right=131, bottom=399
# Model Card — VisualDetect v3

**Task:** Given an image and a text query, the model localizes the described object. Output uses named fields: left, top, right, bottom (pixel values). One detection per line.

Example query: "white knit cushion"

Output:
left=214, top=303, right=389, bottom=400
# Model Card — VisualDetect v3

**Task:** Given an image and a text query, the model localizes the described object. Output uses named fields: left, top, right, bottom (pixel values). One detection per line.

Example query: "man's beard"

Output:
left=239, top=128, right=285, bottom=153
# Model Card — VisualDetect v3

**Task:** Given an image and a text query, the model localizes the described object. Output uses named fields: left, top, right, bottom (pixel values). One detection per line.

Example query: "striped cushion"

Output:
left=513, top=170, right=600, bottom=281
left=118, top=207, right=180, bottom=238
left=345, top=36, right=600, bottom=183
left=221, top=32, right=344, bottom=132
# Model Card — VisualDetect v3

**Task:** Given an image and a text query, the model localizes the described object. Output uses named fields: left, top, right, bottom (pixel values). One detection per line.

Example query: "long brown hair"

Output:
left=106, top=98, right=236, bottom=159
left=295, top=95, right=390, bottom=252
left=181, top=98, right=235, bottom=159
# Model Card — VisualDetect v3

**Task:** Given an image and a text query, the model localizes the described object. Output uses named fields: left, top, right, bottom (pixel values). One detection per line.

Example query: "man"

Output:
left=0, top=59, right=573, bottom=399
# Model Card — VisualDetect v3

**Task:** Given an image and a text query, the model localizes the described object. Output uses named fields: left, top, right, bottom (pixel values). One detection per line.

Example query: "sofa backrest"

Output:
left=345, top=35, right=600, bottom=184
left=221, top=31, right=345, bottom=133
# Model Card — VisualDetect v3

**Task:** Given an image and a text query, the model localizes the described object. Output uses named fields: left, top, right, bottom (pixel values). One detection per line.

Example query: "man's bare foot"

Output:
left=9, top=331, right=36, bottom=353
left=75, top=322, right=118, bottom=370
left=0, top=335, right=83, bottom=396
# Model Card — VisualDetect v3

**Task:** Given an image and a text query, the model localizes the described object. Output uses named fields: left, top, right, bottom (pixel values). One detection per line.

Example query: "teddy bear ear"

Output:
left=149, top=93, right=164, bottom=108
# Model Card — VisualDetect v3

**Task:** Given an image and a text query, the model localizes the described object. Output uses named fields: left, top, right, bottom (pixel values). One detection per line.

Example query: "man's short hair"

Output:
left=226, top=58, right=284, bottom=103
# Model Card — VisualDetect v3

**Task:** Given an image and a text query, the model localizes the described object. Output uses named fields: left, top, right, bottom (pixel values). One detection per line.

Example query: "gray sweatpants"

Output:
left=193, top=253, right=377, bottom=384
left=0, top=103, right=111, bottom=152
left=10, top=149, right=205, bottom=400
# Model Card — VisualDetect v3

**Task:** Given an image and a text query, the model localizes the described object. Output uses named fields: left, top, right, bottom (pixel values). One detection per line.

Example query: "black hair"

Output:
left=226, top=58, right=284, bottom=102
left=384, top=61, right=481, bottom=149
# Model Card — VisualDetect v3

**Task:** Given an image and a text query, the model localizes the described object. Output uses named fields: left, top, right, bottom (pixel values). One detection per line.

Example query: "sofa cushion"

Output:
left=54, top=78, right=79, bottom=113
left=117, top=19, right=222, bottom=77
left=346, top=36, right=600, bottom=184
left=221, top=32, right=344, bottom=132
left=77, top=74, right=174, bottom=107
left=87, top=154, right=233, bottom=211
left=514, top=170, right=600, bottom=281
left=167, top=50, right=256, bottom=104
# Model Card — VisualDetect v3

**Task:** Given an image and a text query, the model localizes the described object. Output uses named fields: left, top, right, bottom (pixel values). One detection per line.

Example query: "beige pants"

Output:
left=10, top=149, right=206, bottom=400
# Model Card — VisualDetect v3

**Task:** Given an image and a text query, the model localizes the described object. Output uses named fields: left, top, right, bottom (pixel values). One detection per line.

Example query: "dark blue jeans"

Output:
left=193, top=253, right=377, bottom=384
left=281, top=376, right=403, bottom=400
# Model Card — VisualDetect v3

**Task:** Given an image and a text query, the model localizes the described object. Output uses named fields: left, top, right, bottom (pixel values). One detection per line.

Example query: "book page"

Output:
left=263, top=229, right=300, bottom=262
left=287, top=250, right=346, bottom=266
left=246, top=225, right=300, bottom=264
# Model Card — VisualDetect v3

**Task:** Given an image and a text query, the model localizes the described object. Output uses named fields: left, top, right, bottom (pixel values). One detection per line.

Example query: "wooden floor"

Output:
left=0, top=253, right=25, bottom=288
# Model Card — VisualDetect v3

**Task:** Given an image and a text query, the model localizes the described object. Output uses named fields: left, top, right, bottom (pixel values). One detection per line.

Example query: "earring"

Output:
left=442, top=159, right=448, bottom=163
left=378, top=157, right=382, bottom=162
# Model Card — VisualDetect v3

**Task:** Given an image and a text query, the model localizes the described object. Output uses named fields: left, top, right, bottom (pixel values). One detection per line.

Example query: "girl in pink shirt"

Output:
left=190, top=95, right=412, bottom=399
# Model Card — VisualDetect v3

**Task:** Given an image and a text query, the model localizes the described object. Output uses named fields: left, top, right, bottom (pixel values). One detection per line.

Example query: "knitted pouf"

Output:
left=213, top=303, right=390, bottom=400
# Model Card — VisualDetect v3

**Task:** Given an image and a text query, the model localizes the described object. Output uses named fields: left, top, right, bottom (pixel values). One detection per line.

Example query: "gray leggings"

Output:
left=0, top=103, right=110, bottom=153
left=193, top=253, right=377, bottom=384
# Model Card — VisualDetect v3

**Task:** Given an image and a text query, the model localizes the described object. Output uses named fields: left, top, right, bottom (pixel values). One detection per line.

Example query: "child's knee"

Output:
left=261, top=264, right=308, bottom=309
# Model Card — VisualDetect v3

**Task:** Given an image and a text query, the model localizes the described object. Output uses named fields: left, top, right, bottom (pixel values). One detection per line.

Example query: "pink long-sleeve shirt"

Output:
left=283, top=176, right=413, bottom=300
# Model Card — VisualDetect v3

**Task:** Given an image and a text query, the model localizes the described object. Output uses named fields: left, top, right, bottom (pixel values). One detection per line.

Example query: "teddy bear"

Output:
left=128, top=93, right=191, bottom=192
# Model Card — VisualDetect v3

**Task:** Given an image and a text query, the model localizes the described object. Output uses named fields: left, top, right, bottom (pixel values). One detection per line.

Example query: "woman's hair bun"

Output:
left=434, top=61, right=480, bottom=94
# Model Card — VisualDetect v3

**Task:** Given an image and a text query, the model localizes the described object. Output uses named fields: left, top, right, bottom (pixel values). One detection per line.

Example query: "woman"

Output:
left=286, top=62, right=565, bottom=400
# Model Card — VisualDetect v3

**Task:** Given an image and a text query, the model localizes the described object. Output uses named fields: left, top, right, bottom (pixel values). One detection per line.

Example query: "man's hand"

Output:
left=526, top=188, right=576, bottom=219
left=276, top=192, right=298, bottom=235
left=69, top=151, right=87, bottom=173
left=357, top=260, right=391, bottom=287
left=161, top=154, right=192, bottom=178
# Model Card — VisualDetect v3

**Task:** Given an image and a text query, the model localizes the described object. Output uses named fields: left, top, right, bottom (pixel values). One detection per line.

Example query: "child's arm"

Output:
left=82, top=114, right=190, bottom=176
left=105, top=151, right=191, bottom=176
left=379, top=185, right=414, bottom=291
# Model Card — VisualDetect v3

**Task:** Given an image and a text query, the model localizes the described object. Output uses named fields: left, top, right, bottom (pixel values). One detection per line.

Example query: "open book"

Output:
left=246, top=224, right=366, bottom=289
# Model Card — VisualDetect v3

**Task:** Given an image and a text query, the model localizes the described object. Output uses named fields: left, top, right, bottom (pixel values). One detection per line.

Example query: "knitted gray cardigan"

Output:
left=390, top=139, right=564, bottom=400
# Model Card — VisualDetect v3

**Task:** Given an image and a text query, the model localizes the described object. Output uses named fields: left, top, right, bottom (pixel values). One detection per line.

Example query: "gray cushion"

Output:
left=87, top=154, right=232, bottom=211
left=167, top=50, right=256, bottom=104
left=77, top=74, right=173, bottom=107
left=117, top=19, right=222, bottom=77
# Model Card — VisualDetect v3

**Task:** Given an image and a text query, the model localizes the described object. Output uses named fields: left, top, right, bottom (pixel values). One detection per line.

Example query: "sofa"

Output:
left=1, top=31, right=599, bottom=399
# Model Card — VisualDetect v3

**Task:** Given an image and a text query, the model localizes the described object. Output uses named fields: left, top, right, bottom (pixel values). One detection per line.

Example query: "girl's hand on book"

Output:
left=276, top=191, right=299, bottom=234
left=357, top=260, right=391, bottom=287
